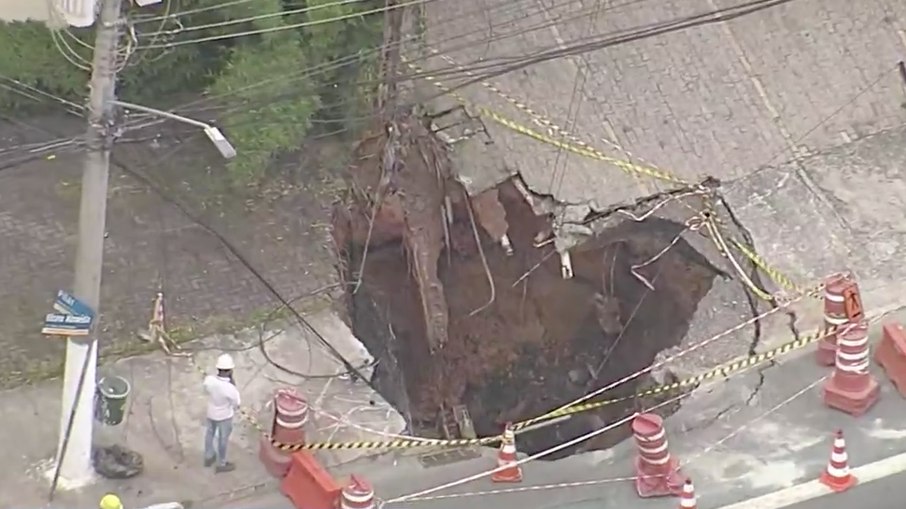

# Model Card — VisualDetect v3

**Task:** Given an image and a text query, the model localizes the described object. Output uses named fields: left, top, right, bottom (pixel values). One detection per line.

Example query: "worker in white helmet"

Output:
left=202, top=353, right=240, bottom=472
left=100, top=494, right=123, bottom=509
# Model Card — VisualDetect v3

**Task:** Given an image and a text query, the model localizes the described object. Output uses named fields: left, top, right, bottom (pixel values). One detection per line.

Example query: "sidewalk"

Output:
left=0, top=309, right=405, bottom=509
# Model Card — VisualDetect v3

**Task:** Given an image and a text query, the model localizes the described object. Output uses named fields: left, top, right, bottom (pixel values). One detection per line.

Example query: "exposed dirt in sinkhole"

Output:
left=332, top=119, right=723, bottom=458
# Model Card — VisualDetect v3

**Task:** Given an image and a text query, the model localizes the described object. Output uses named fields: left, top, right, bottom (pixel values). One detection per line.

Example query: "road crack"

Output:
left=715, top=192, right=780, bottom=406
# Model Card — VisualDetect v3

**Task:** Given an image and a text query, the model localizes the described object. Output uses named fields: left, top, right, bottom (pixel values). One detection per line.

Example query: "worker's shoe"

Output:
left=204, top=456, right=216, bottom=467
left=215, top=462, right=236, bottom=473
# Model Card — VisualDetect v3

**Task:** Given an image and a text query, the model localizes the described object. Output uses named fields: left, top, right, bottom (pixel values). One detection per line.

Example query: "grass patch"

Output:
left=4, top=293, right=333, bottom=388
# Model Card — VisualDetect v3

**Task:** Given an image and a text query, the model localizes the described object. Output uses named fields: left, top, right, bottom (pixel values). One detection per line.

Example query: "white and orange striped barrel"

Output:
left=823, top=273, right=855, bottom=331
left=632, top=413, right=672, bottom=472
left=340, top=475, right=375, bottom=509
left=272, top=388, right=309, bottom=445
left=836, top=320, right=871, bottom=376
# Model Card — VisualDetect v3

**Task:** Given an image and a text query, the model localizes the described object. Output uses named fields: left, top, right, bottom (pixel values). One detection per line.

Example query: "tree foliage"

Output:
left=0, top=21, right=89, bottom=111
left=207, top=0, right=317, bottom=181
left=0, top=0, right=384, bottom=183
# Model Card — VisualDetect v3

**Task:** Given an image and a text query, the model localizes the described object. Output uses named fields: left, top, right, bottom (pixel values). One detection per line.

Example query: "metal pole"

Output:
left=55, top=0, right=123, bottom=486
left=111, top=100, right=212, bottom=129
left=49, top=340, right=95, bottom=500
left=111, top=100, right=236, bottom=159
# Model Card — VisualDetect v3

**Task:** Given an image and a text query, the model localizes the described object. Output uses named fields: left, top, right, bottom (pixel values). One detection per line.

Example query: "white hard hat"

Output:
left=215, top=353, right=234, bottom=371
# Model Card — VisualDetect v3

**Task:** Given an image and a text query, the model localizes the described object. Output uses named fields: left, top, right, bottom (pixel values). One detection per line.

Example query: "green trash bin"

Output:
left=95, top=376, right=131, bottom=426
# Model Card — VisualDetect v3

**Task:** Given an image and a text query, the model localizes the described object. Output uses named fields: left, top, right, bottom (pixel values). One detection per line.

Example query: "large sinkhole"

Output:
left=334, top=164, right=719, bottom=459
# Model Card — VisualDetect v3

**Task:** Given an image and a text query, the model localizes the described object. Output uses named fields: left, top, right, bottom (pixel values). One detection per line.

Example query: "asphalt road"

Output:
left=547, top=472, right=906, bottom=509
left=221, top=465, right=906, bottom=509
left=782, top=472, right=905, bottom=509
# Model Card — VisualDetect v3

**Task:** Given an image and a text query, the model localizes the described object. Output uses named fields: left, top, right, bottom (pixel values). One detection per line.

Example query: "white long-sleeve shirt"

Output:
left=203, top=375, right=241, bottom=421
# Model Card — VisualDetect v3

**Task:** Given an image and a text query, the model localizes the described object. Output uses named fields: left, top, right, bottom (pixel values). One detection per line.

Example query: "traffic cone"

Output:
left=491, top=423, right=522, bottom=483
left=679, top=479, right=696, bottom=509
left=819, top=430, right=857, bottom=492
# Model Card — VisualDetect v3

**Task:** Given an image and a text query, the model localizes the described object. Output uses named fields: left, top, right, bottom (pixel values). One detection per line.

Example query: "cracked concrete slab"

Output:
left=723, top=125, right=906, bottom=316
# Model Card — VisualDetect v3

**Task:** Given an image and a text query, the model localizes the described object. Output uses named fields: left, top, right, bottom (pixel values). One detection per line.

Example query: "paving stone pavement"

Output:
left=0, top=118, right=343, bottom=388
left=417, top=0, right=906, bottom=205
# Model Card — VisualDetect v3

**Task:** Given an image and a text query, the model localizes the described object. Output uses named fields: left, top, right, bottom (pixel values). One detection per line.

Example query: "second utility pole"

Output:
left=55, top=0, right=123, bottom=486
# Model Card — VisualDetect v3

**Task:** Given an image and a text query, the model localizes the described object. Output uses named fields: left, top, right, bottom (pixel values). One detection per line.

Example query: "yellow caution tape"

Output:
left=729, top=238, right=806, bottom=295
left=270, top=321, right=833, bottom=451
left=271, top=436, right=499, bottom=452
left=405, top=59, right=691, bottom=187
left=701, top=216, right=775, bottom=302
left=695, top=198, right=810, bottom=299
left=211, top=63, right=818, bottom=451
left=514, top=323, right=831, bottom=429
left=480, top=110, right=689, bottom=186
left=409, top=56, right=811, bottom=303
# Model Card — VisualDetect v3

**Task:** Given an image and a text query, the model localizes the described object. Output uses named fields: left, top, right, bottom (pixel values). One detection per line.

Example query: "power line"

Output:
left=106, top=0, right=563, bottom=127
left=108, top=141, right=380, bottom=385
left=0, top=101, right=383, bottom=386
left=131, top=0, right=270, bottom=25
left=411, top=0, right=802, bottom=97
left=135, top=0, right=374, bottom=38
left=385, top=391, right=688, bottom=504
left=137, top=0, right=438, bottom=49
left=0, top=90, right=377, bottom=384
left=117, top=0, right=658, bottom=129
left=60, top=0, right=627, bottom=142
left=0, top=0, right=819, bottom=174
left=130, top=0, right=780, bottom=126
left=3, top=53, right=892, bottom=180
left=4, top=0, right=790, bottom=139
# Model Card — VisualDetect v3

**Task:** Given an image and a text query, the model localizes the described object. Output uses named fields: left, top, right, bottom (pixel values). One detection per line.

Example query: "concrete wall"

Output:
left=0, top=0, right=50, bottom=22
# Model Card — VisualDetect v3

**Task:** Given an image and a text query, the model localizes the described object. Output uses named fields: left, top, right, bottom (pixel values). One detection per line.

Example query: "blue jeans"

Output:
left=204, top=417, right=233, bottom=466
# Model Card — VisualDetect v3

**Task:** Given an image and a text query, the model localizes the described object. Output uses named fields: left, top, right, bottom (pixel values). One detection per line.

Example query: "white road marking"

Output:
left=715, top=451, right=906, bottom=509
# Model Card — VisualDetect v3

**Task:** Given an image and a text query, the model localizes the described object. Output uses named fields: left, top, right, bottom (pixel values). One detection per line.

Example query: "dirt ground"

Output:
left=334, top=117, right=726, bottom=456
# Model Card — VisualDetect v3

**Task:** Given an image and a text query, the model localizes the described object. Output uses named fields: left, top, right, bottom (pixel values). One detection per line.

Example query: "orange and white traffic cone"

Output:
left=679, top=479, right=696, bottom=509
left=491, top=423, right=522, bottom=483
left=819, top=430, right=857, bottom=492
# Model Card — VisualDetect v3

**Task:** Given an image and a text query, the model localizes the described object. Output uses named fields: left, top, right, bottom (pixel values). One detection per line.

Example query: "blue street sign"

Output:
left=42, top=313, right=92, bottom=337
left=53, top=290, right=95, bottom=318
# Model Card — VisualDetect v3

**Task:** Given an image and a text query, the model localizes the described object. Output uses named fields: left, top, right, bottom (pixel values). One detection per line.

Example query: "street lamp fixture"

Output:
left=111, top=100, right=237, bottom=160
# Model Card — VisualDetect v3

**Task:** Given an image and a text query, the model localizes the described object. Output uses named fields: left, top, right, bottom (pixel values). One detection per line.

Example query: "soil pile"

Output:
left=333, top=116, right=721, bottom=456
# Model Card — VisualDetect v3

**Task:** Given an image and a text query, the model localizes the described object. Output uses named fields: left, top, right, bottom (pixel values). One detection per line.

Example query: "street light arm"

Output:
left=111, top=100, right=236, bottom=160
left=111, top=100, right=212, bottom=130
